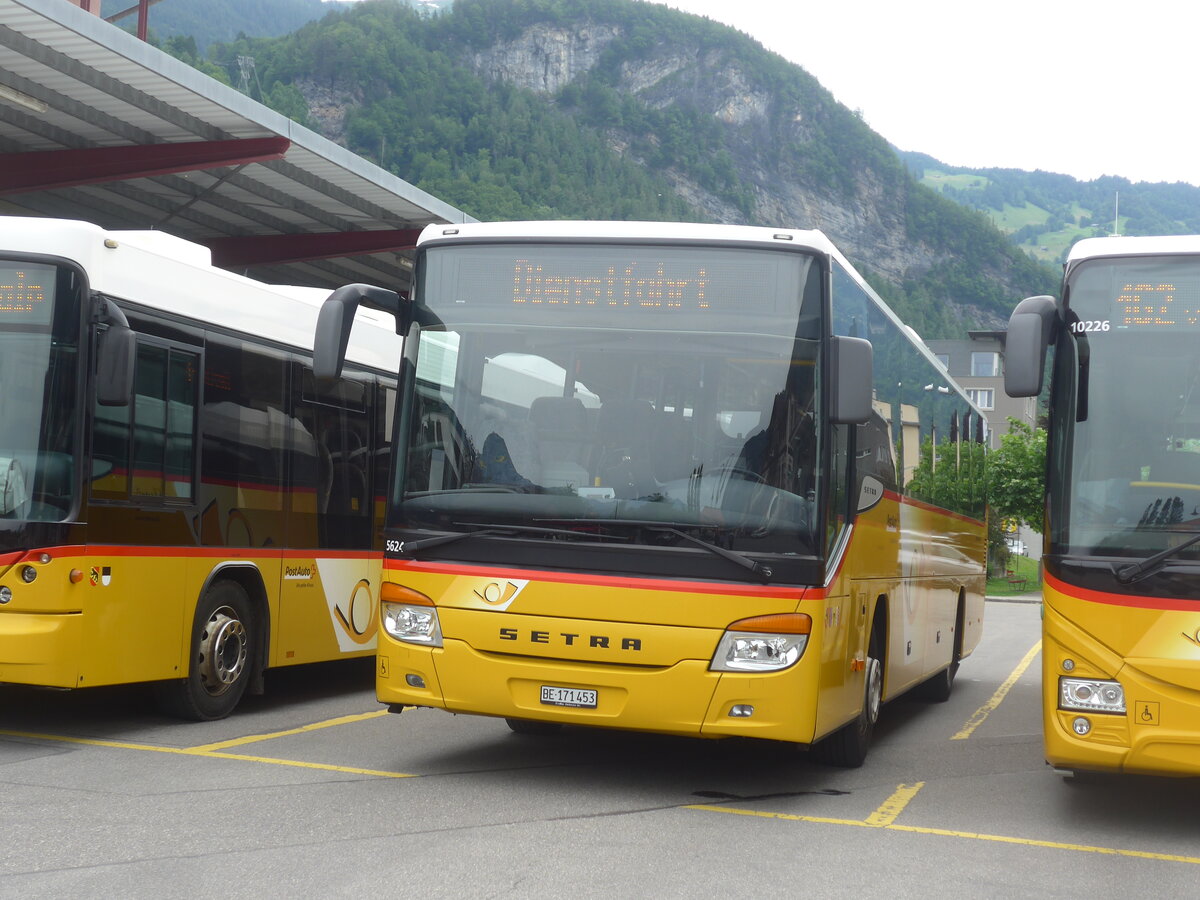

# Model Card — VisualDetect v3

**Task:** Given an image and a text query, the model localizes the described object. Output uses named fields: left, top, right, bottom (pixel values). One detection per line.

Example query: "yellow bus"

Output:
left=1006, top=235, right=1200, bottom=777
left=0, top=217, right=401, bottom=719
left=316, top=221, right=987, bottom=766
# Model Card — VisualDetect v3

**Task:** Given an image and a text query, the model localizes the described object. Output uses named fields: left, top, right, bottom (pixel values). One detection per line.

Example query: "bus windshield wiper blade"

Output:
left=397, top=523, right=628, bottom=554
left=539, top=517, right=773, bottom=584
left=652, top=526, right=773, bottom=584
left=1114, top=531, right=1200, bottom=584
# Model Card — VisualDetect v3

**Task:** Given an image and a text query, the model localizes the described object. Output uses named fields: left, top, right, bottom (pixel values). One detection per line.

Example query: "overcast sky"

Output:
left=654, top=0, right=1196, bottom=186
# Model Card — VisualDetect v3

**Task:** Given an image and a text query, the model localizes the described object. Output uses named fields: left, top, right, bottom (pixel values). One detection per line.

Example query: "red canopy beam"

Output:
left=0, top=137, right=291, bottom=195
left=204, top=230, right=423, bottom=268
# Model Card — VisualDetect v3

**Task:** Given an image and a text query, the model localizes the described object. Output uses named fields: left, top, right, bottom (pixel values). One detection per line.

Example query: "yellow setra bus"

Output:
left=316, top=221, right=987, bottom=766
left=0, top=217, right=401, bottom=719
left=1006, top=235, right=1200, bottom=777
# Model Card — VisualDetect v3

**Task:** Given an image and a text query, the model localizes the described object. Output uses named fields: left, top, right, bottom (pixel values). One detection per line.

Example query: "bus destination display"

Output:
left=1116, top=281, right=1200, bottom=328
left=511, top=258, right=710, bottom=310
left=433, top=245, right=805, bottom=318
left=0, top=264, right=54, bottom=325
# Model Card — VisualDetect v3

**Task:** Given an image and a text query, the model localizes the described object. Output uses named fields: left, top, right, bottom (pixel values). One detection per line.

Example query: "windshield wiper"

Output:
left=540, top=517, right=773, bottom=584
left=396, top=522, right=628, bottom=555
left=1114, top=531, right=1200, bottom=584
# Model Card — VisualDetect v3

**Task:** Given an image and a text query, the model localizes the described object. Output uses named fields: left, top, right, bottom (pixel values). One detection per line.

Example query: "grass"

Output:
left=985, top=552, right=1042, bottom=596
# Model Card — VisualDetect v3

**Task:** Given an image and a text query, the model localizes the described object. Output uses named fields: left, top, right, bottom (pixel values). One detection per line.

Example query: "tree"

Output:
left=987, top=418, right=1047, bottom=533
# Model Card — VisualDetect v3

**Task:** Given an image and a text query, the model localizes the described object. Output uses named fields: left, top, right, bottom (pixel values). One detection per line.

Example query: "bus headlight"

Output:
left=382, top=602, right=442, bottom=646
left=1059, top=677, right=1125, bottom=714
left=710, top=613, right=810, bottom=672
left=380, top=583, right=442, bottom=647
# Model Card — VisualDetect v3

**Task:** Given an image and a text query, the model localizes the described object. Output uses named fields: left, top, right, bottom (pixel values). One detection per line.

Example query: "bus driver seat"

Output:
left=529, top=396, right=591, bottom=488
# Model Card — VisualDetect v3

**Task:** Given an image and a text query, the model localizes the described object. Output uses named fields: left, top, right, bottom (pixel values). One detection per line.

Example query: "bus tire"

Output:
left=505, top=717, right=563, bottom=736
left=812, top=627, right=883, bottom=768
left=156, top=581, right=255, bottom=721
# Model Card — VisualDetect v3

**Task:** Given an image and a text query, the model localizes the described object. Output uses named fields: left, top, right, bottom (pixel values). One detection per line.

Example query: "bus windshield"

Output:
left=1052, top=255, right=1200, bottom=561
left=0, top=260, right=81, bottom=523
left=395, top=242, right=823, bottom=557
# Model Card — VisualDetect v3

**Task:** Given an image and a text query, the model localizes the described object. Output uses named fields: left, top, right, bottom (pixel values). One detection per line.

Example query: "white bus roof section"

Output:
left=0, top=0, right=473, bottom=292
left=418, top=220, right=842, bottom=257
left=1069, top=235, right=1200, bottom=263
left=4, top=216, right=401, bottom=372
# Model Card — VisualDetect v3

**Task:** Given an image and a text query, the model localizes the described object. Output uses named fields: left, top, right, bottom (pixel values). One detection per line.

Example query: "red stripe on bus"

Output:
left=1045, top=571, right=1199, bottom=612
left=384, top=557, right=819, bottom=600
left=22, top=545, right=376, bottom=561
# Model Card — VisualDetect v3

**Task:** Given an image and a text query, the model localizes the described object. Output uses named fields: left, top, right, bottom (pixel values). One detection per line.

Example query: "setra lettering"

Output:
left=495, top=627, right=643, bottom=651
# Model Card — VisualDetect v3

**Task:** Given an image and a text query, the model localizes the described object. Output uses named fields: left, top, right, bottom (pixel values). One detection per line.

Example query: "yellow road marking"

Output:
left=688, top=782, right=925, bottom=828
left=887, top=824, right=1200, bottom=865
left=0, top=730, right=193, bottom=754
left=187, top=709, right=389, bottom=752
left=691, top=779, right=1200, bottom=866
left=952, top=639, right=1041, bottom=740
left=197, top=751, right=415, bottom=779
left=684, top=806, right=873, bottom=827
left=0, top=715, right=415, bottom=780
left=865, top=782, right=924, bottom=826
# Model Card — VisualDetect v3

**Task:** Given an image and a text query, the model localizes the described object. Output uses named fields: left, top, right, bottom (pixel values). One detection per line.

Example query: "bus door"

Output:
left=278, top=367, right=377, bottom=663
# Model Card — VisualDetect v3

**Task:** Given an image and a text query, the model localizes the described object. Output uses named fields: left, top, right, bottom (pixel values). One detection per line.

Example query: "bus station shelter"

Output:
left=0, top=0, right=473, bottom=291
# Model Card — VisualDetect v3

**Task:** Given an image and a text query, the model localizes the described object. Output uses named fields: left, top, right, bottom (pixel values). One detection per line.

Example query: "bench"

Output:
left=1005, top=569, right=1027, bottom=591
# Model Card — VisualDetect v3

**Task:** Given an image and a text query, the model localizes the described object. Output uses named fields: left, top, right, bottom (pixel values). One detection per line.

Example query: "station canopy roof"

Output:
left=0, top=0, right=474, bottom=290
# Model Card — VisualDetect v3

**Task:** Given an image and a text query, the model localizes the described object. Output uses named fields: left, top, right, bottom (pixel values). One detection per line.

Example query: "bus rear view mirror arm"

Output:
left=313, top=283, right=403, bottom=382
left=830, top=335, right=873, bottom=424
left=1004, top=295, right=1058, bottom=398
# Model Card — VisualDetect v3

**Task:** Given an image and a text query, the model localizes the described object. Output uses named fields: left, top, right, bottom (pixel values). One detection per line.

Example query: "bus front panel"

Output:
left=377, top=561, right=828, bottom=743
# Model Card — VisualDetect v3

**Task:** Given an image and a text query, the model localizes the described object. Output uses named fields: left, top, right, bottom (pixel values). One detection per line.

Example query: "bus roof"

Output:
left=1069, top=234, right=1200, bottom=263
left=417, top=220, right=842, bottom=256
left=0, top=217, right=402, bottom=372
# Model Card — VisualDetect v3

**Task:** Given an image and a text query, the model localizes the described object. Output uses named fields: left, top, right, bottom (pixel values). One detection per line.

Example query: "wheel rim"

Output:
left=864, top=656, right=883, bottom=725
left=197, top=605, right=248, bottom=696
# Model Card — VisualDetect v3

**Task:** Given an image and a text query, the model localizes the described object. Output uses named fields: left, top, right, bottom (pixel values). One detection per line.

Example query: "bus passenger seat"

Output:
left=529, top=396, right=591, bottom=488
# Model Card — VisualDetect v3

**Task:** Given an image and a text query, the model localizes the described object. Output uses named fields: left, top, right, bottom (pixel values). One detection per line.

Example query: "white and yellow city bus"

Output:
left=1006, top=235, right=1200, bottom=777
left=316, top=221, right=986, bottom=765
left=0, top=217, right=401, bottom=719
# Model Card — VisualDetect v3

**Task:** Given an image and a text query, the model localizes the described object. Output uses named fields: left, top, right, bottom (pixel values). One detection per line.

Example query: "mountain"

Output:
left=101, top=0, right=353, bottom=53
left=900, top=151, right=1200, bottom=265
left=145, top=0, right=1060, bottom=336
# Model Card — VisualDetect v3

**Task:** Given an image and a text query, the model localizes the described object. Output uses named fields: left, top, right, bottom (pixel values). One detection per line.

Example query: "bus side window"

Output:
left=93, top=341, right=198, bottom=503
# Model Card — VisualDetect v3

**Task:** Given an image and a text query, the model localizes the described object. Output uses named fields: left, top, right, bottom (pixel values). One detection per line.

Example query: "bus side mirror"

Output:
left=313, top=283, right=403, bottom=382
left=95, top=298, right=134, bottom=406
left=831, top=335, right=873, bottom=424
left=1004, top=295, right=1057, bottom=398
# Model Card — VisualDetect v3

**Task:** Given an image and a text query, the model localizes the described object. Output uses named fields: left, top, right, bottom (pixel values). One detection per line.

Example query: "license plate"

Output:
left=540, top=685, right=598, bottom=708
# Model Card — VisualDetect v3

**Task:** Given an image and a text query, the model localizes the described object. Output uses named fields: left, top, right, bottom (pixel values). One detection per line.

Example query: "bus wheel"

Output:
left=157, top=581, right=255, bottom=721
left=505, top=717, right=563, bottom=736
left=812, top=631, right=883, bottom=768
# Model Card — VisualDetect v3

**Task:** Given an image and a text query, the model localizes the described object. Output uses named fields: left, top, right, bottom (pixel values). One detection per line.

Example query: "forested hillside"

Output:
left=901, top=151, right=1200, bottom=264
left=146, top=0, right=1061, bottom=336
